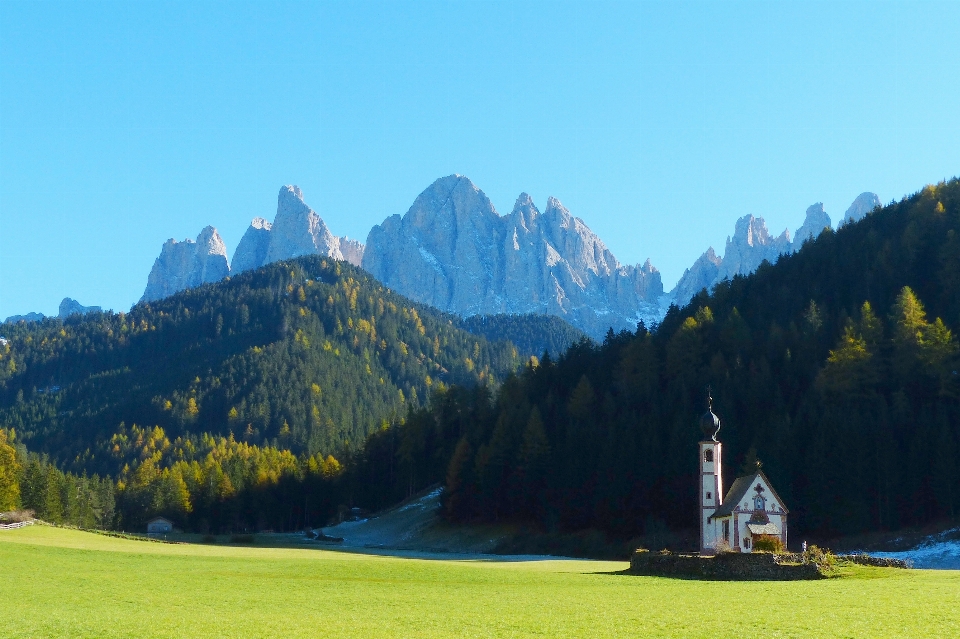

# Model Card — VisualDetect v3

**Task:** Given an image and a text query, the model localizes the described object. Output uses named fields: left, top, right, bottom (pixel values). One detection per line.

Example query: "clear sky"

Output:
left=1, top=0, right=958, bottom=319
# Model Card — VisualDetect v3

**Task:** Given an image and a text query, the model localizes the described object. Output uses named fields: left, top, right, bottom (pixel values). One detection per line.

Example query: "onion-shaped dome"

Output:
left=700, top=396, right=721, bottom=441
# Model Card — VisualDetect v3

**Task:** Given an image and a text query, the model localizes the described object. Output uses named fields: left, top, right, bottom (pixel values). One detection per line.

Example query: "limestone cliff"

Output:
left=670, top=247, right=722, bottom=307
left=231, top=217, right=272, bottom=274
left=58, top=298, right=101, bottom=319
left=667, top=192, right=878, bottom=309
left=362, top=175, right=663, bottom=339
left=232, top=187, right=364, bottom=274
left=793, top=203, right=832, bottom=247
left=841, top=192, right=881, bottom=226
left=265, top=186, right=344, bottom=264
left=141, top=226, right=230, bottom=302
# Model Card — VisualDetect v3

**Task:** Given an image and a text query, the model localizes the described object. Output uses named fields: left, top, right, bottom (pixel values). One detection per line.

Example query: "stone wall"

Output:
left=838, top=554, right=910, bottom=568
left=629, top=549, right=823, bottom=580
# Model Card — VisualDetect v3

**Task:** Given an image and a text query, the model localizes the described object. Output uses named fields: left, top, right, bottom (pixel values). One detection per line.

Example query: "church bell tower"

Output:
left=699, top=391, right=723, bottom=556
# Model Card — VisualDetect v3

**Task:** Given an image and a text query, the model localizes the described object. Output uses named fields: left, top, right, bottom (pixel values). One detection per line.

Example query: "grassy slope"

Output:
left=3, top=527, right=959, bottom=638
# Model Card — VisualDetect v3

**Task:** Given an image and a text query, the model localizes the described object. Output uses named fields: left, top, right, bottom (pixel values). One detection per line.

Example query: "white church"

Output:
left=698, top=395, right=789, bottom=555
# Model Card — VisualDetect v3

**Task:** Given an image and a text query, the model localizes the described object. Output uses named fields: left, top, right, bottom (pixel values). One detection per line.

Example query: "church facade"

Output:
left=698, top=398, right=789, bottom=555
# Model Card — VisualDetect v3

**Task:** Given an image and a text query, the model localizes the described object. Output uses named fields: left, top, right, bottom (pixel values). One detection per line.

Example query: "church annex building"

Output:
left=698, top=396, right=789, bottom=555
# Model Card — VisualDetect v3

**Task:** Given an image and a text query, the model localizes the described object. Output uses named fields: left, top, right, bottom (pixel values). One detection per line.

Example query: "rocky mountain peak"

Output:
left=198, top=225, right=227, bottom=256
left=59, top=298, right=101, bottom=319
left=363, top=177, right=662, bottom=338
left=669, top=191, right=876, bottom=309
left=544, top=196, right=571, bottom=224
left=510, top=193, right=540, bottom=230
left=282, top=184, right=304, bottom=202
left=794, top=203, right=832, bottom=247
left=671, top=247, right=723, bottom=306
left=716, top=215, right=791, bottom=284
left=146, top=185, right=364, bottom=299
left=232, top=217, right=274, bottom=274
left=842, top=192, right=881, bottom=226
left=141, top=227, right=230, bottom=302
left=266, top=185, right=342, bottom=264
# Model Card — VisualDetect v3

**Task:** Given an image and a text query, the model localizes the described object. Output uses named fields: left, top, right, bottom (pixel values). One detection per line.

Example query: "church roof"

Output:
left=709, top=469, right=789, bottom=519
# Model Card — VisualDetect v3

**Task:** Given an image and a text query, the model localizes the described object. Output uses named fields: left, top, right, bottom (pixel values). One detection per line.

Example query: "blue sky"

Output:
left=1, top=0, right=958, bottom=319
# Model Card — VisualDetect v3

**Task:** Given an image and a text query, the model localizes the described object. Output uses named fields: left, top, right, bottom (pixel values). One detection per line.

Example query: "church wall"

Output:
left=733, top=475, right=787, bottom=552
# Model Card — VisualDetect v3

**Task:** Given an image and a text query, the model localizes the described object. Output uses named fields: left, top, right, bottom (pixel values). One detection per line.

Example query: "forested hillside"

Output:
left=0, top=257, right=522, bottom=477
left=458, top=314, right=585, bottom=359
left=371, top=179, right=960, bottom=540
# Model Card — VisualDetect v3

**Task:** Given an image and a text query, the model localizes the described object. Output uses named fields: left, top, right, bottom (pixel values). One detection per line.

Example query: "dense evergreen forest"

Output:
left=0, top=257, right=585, bottom=532
left=0, top=257, right=528, bottom=476
left=2, top=179, right=959, bottom=543
left=350, top=179, right=960, bottom=541
left=458, top=314, right=585, bottom=359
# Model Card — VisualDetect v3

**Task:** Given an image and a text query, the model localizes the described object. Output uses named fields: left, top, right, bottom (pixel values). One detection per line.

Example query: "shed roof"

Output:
left=709, top=469, right=789, bottom=519
left=747, top=522, right=782, bottom=536
left=147, top=516, right=173, bottom=525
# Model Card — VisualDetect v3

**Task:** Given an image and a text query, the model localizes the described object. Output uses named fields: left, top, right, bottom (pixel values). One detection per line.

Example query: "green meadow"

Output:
left=2, top=526, right=959, bottom=638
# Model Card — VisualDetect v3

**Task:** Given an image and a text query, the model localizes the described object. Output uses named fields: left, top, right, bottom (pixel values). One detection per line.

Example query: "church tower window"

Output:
left=704, top=449, right=713, bottom=462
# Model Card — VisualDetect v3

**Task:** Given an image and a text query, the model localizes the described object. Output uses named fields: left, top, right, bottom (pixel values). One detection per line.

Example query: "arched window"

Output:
left=704, top=449, right=714, bottom=462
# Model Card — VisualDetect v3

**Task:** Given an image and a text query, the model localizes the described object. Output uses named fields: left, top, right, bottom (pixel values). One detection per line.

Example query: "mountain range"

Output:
left=15, top=177, right=879, bottom=340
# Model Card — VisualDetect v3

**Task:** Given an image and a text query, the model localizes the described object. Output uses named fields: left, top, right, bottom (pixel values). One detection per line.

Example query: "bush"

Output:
left=0, top=509, right=35, bottom=524
left=230, top=534, right=255, bottom=544
left=753, top=536, right=785, bottom=553
left=201, top=534, right=217, bottom=544
left=714, top=539, right=735, bottom=554
left=803, top=544, right=837, bottom=571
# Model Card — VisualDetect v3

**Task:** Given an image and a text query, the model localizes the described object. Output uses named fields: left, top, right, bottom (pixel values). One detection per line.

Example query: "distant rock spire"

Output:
left=58, top=298, right=101, bottom=319
left=793, top=203, right=832, bottom=247
left=141, top=226, right=229, bottom=302
left=842, top=192, right=881, bottom=226
left=232, top=217, right=273, bottom=274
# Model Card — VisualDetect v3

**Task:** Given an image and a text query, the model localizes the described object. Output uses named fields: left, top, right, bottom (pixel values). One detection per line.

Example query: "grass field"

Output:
left=3, top=526, right=959, bottom=638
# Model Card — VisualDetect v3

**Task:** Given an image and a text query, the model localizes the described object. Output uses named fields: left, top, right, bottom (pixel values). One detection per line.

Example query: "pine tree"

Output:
left=0, top=430, right=20, bottom=511
left=44, top=466, right=64, bottom=524
left=444, top=437, right=474, bottom=520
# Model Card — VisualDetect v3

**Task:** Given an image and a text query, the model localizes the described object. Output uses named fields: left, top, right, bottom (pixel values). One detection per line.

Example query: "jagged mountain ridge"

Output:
left=141, top=186, right=364, bottom=304
left=233, top=185, right=364, bottom=272
left=141, top=226, right=230, bottom=302
left=138, top=177, right=879, bottom=339
left=668, top=191, right=881, bottom=309
left=3, top=298, right=102, bottom=325
left=362, top=175, right=663, bottom=340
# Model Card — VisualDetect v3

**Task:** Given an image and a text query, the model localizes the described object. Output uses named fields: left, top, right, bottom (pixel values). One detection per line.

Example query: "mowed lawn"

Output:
left=3, top=526, right=959, bottom=638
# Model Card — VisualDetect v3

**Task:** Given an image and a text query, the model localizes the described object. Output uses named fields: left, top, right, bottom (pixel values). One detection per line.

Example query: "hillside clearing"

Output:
left=3, top=526, right=960, bottom=638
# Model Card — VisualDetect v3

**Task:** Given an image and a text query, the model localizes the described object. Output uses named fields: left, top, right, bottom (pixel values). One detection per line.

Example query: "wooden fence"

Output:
left=0, top=520, right=35, bottom=530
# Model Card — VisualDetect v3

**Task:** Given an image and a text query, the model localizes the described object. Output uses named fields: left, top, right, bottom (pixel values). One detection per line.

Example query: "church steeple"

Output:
left=699, top=388, right=724, bottom=555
